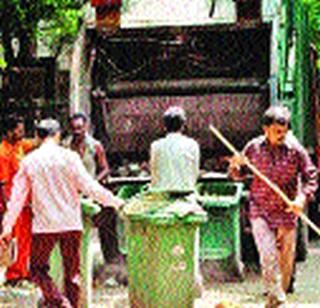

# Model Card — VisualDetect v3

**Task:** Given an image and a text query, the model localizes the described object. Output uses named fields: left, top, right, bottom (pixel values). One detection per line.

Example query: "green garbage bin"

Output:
left=117, top=184, right=145, bottom=255
left=49, top=198, right=101, bottom=308
left=196, top=182, right=243, bottom=273
left=124, top=193, right=207, bottom=308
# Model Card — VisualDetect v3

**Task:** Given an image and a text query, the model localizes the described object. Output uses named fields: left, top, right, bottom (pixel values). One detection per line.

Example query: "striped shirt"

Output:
left=243, top=134, right=318, bottom=229
left=3, top=140, right=117, bottom=234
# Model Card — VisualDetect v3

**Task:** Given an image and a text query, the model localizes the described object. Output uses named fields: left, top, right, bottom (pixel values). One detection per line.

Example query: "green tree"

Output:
left=0, top=48, right=6, bottom=69
left=304, top=0, right=320, bottom=63
left=0, top=0, right=85, bottom=66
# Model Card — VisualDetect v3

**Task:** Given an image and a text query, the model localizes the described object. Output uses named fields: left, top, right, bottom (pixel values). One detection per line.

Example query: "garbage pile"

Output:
left=122, top=191, right=205, bottom=217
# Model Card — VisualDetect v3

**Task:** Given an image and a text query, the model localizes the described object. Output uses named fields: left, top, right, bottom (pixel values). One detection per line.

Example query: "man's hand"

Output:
left=286, top=194, right=306, bottom=216
left=228, top=154, right=248, bottom=180
left=111, top=196, right=125, bottom=212
left=0, top=233, right=14, bottom=267
left=0, top=233, right=12, bottom=250
left=229, top=154, right=247, bottom=170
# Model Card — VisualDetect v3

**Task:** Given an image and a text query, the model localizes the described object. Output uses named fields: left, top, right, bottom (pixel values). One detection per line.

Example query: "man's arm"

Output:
left=95, top=142, right=110, bottom=182
left=297, top=146, right=318, bottom=203
left=2, top=163, right=31, bottom=235
left=150, top=142, right=159, bottom=186
left=0, top=153, right=8, bottom=205
left=0, top=155, right=7, bottom=210
left=285, top=144, right=318, bottom=216
left=71, top=153, right=123, bottom=209
left=228, top=145, right=252, bottom=181
left=193, top=142, right=200, bottom=181
left=0, top=182, right=6, bottom=215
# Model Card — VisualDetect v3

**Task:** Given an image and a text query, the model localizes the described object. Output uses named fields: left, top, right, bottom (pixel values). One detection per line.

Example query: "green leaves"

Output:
left=0, top=0, right=86, bottom=59
left=0, top=45, right=7, bottom=69
left=37, top=7, right=84, bottom=57
left=303, top=0, right=320, bottom=60
left=36, top=1, right=86, bottom=56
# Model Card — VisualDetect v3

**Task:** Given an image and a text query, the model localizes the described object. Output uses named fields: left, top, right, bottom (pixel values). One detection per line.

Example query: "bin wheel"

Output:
left=229, top=256, right=245, bottom=281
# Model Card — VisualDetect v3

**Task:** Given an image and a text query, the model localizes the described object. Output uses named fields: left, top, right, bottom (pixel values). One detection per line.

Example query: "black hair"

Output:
left=36, top=127, right=51, bottom=139
left=163, top=107, right=186, bottom=133
left=69, top=112, right=88, bottom=123
left=163, top=115, right=184, bottom=132
left=2, top=115, right=24, bottom=134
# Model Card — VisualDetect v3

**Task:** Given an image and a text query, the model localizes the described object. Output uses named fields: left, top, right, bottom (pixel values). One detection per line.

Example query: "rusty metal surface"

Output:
left=106, top=78, right=264, bottom=95
left=101, top=92, right=268, bottom=156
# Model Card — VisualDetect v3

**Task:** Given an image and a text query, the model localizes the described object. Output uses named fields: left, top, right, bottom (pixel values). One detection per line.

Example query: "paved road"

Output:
left=0, top=240, right=318, bottom=307
left=93, top=241, right=320, bottom=307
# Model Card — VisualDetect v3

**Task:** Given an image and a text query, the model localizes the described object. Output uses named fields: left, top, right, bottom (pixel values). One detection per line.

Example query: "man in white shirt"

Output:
left=0, top=119, right=123, bottom=308
left=150, top=106, right=203, bottom=296
left=150, top=106, right=200, bottom=193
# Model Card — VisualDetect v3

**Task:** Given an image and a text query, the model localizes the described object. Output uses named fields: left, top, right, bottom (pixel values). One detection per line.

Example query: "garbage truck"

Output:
left=80, top=0, right=319, bottom=171
left=77, top=0, right=319, bottom=264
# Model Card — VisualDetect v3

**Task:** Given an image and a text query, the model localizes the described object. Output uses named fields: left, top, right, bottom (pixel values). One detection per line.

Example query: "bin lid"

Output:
left=196, top=182, right=244, bottom=208
left=128, top=211, right=208, bottom=225
left=197, top=196, right=239, bottom=208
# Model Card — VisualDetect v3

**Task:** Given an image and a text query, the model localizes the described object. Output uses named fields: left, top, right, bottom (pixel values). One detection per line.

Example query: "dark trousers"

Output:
left=30, top=231, right=82, bottom=308
left=95, top=207, right=120, bottom=263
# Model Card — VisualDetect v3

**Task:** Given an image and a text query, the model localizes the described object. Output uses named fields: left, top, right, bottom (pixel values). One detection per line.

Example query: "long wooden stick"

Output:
left=209, top=124, right=320, bottom=237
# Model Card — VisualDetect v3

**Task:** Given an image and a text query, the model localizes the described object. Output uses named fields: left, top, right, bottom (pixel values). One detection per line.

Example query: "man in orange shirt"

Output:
left=0, top=115, right=34, bottom=285
left=0, top=181, right=6, bottom=234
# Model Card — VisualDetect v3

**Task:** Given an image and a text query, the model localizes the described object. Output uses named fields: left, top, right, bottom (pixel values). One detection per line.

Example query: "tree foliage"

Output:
left=304, top=0, right=320, bottom=59
left=37, top=5, right=85, bottom=57
left=0, top=0, right=86, bottom=65
left=1, top=0, right=319, bottom=66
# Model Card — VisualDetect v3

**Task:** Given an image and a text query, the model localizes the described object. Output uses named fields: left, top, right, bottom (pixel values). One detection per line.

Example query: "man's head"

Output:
left=69, top=113, right=88, bottom=141
left=262, top=106, right=291, bottom=147
left=3, top=115, right=25, bottom=143
left=36, top=119, right=61, bottom=143
left=163, top=106, right=186, bottom=133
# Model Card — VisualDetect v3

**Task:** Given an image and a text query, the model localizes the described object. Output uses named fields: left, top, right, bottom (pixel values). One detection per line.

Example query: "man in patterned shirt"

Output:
left=229, top=106, right=318, bottom=307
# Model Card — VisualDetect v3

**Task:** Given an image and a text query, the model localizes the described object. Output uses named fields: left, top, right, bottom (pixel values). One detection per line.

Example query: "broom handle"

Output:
left=209, top=124, right=320, bottom=237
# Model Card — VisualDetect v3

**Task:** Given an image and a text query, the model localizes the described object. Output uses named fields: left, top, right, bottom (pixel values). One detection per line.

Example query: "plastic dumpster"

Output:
left=49, top=198, right=101, bottom=308
left=117, top=184, right=146, bottom=254
left=196, top=182, right=243, bottom=276
left=123, top=192, right=207, bottom=308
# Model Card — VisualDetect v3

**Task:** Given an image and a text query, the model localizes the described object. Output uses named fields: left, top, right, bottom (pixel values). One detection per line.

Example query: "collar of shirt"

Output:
left=166, top=132, right=183, bottom=139
left=67, top=134, right=93, bottom=147
left=41, top=139, right=58, bottom=149
left=260, top=134, right=294, bottom=151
